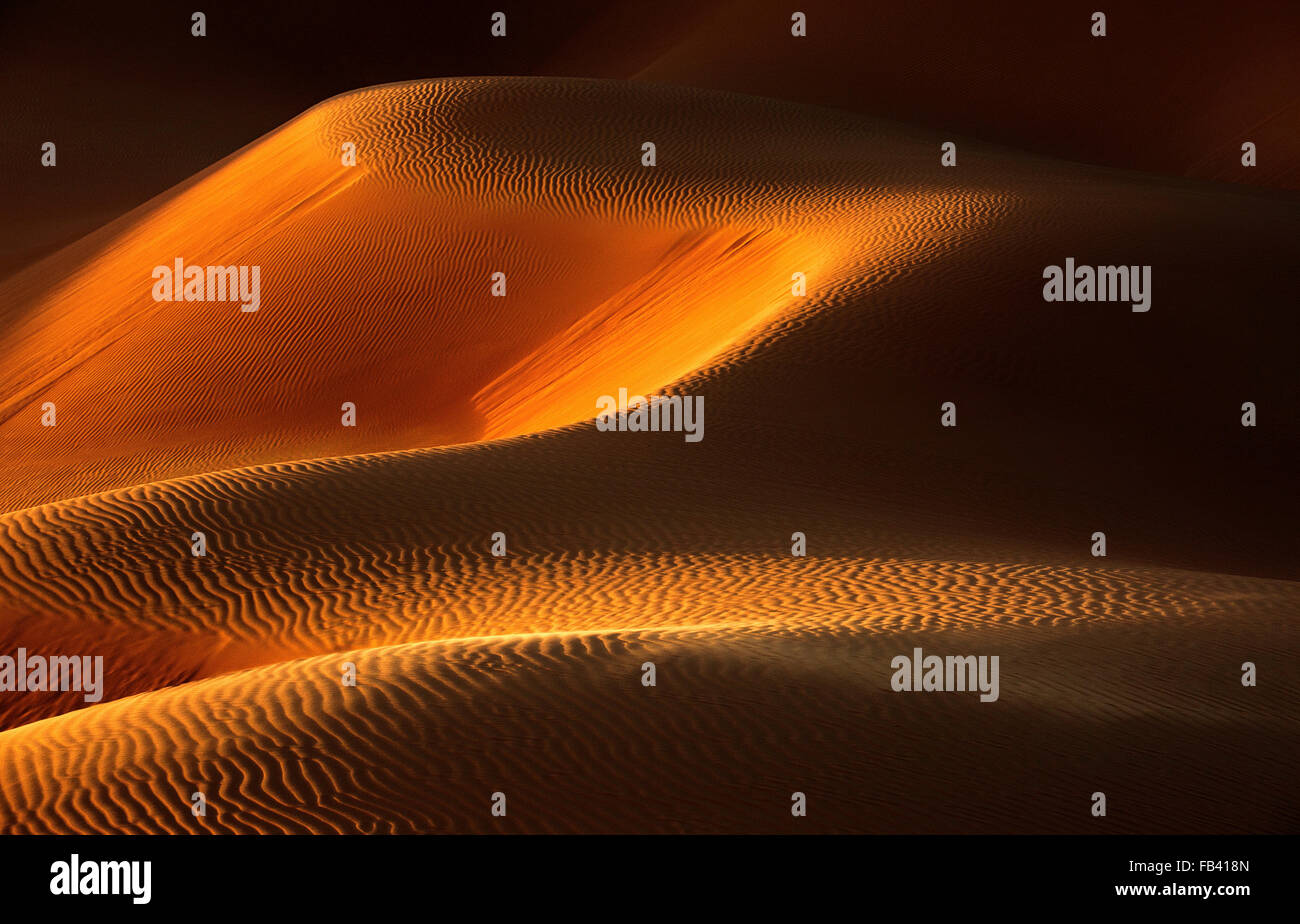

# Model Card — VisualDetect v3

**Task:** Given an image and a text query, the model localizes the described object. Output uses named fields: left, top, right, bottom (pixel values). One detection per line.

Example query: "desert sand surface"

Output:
left=2, top=619, right=1293, bottom=834
left=0, top=77, right=1295, bottom=833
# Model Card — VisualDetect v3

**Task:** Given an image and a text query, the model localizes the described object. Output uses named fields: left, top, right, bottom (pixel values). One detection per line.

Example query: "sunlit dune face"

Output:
left=0, top=78, right=995, bottom=514
left=474, top=226, right=829, bottom=438
left=0, top=78, right=1015, bottom=736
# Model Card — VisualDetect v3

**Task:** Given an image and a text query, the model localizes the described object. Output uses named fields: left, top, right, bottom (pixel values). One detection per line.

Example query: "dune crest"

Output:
left=0, top=77, right=1004, bottom=515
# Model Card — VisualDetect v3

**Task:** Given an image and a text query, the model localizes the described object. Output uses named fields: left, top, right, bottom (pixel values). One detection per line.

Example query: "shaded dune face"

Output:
left=1, top=625, right=1295, bottom=834
left=627, top=0, right=1300, bottom=191
left=0, top=77, right=1296, bottom=833
left=2, top=440, right=1296, bottom=736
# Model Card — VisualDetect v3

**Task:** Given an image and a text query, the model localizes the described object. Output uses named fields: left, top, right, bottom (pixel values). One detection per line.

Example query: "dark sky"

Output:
left=2, top=0, right=1296, bottom=277
left=0, top=0, right=681, bottom=275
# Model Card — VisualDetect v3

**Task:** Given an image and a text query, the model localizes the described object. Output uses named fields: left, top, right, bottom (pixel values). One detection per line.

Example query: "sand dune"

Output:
left=0, top=77, right=1006, bottom=514
left=1, top=429, right=1297, bottom=736
left=1, top=621, right=1294, bottom=834
left=0, top=76, right=1295, bottom=833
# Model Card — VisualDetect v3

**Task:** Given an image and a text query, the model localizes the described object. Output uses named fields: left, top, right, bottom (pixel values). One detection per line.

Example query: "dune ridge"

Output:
left=0, top=77, right=1008, bottom=516
left=2, top=620, right=1294, bottom=834
left=0, top=76, right=1296, bottom=833
left=1, top=434, right=1297, bottom=735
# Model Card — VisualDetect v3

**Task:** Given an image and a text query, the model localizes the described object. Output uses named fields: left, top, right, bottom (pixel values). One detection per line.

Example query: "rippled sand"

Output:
left=0, top=77, right=1295, bottom=833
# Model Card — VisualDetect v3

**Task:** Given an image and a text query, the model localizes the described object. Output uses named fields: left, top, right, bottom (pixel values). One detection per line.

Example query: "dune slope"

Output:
left=0, top=77, right=1296, bottom=833
left=0, top=77, right=998, bottom=514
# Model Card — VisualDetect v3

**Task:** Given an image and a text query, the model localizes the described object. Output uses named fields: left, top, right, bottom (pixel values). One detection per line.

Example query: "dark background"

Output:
left=3, top=0, right=1298, bottom=278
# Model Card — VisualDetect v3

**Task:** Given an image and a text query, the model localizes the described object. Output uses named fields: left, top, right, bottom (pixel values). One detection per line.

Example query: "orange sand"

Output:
left=0, top=78, right=1295, bottom=833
